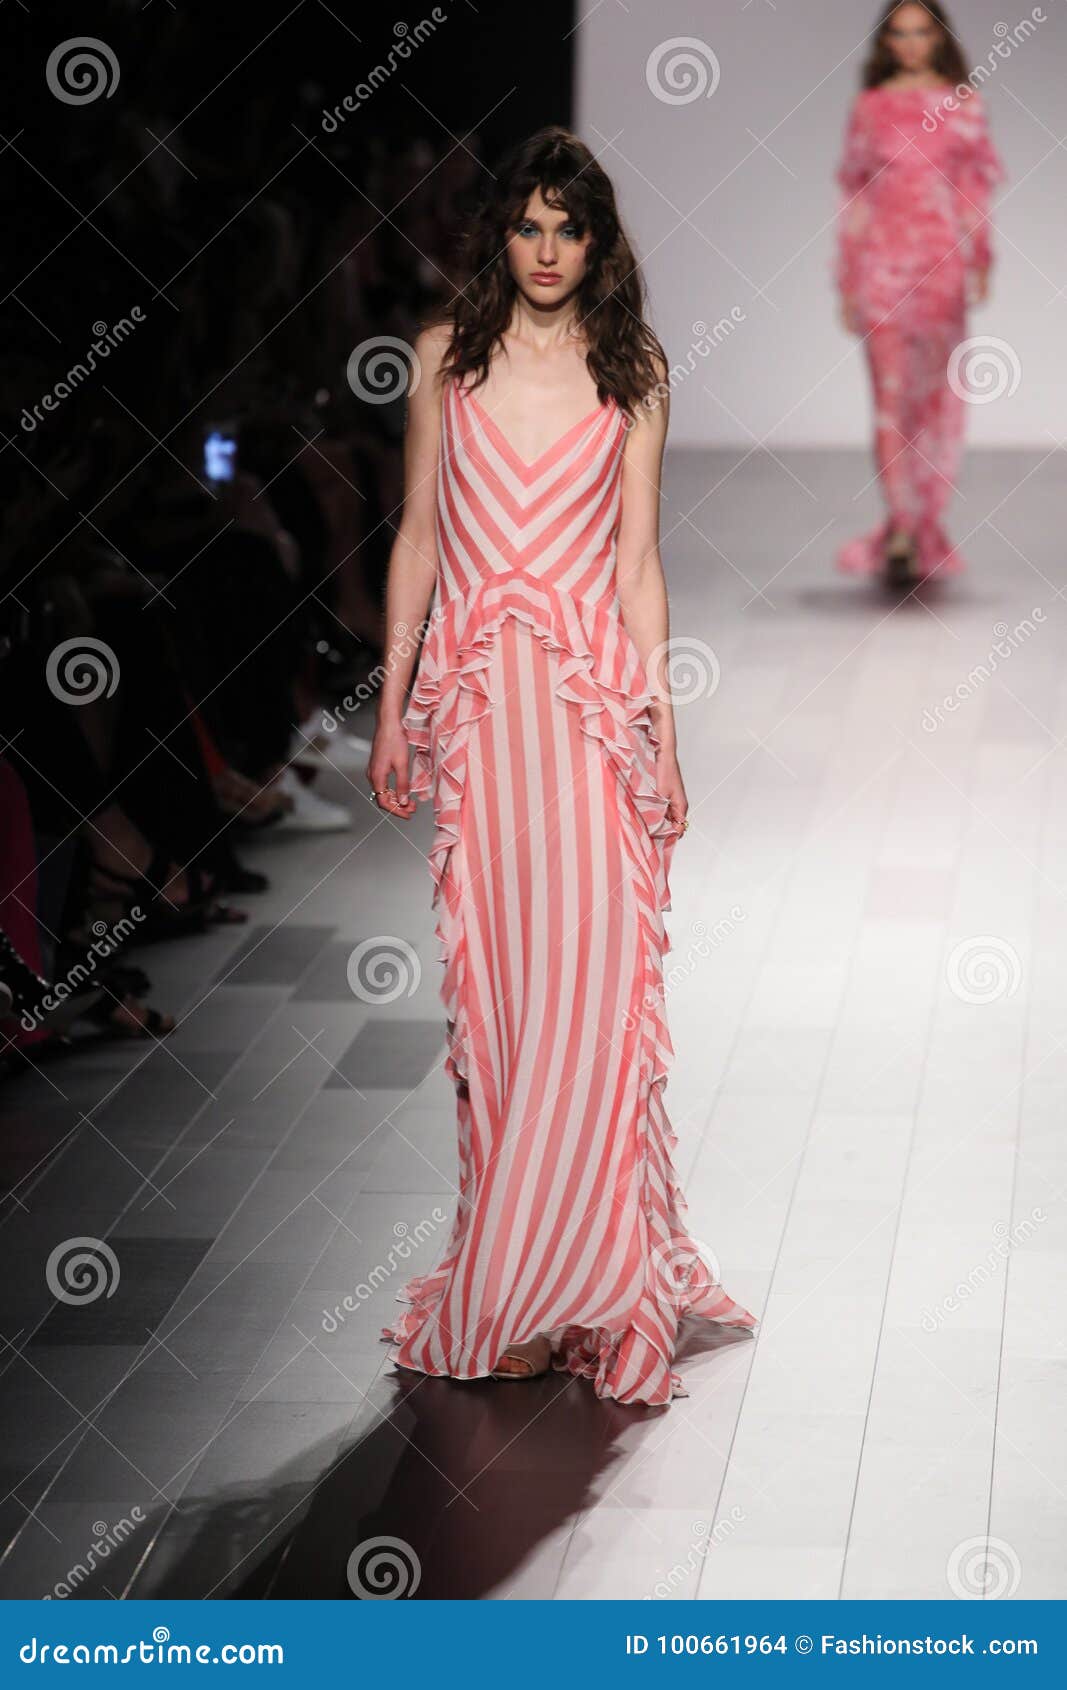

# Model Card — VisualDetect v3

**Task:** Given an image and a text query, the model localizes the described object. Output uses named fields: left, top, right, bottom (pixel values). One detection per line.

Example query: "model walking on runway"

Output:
left=368, top=126, right=754, bottom=1406
left=835, top=2, right=1005, bottom=585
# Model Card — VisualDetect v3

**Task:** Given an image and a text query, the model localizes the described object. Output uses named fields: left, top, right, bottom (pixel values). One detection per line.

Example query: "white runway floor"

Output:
left=1, top=444, right=1063, bottom=1600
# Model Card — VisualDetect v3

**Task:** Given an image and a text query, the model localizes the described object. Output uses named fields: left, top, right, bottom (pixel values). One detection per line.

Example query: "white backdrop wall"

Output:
left=575, top=0, right=1066, bottom=448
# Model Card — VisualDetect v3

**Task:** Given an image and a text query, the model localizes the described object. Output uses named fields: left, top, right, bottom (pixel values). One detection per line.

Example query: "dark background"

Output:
left=0, top=1, right=574, bottom=1064
left=1, top=0, right=575, bottom=587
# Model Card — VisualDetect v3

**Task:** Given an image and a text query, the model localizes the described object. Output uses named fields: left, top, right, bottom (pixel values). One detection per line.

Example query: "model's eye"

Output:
left=515, top=220, right=582, bottom=240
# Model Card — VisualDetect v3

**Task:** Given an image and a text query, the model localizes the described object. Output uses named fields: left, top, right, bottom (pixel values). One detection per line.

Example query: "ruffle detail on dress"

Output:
left=547, top=1069, right=758, bottom=1404
left=400, top=574, right=679, bottom=1094
left=380, top=576, right=757, bottom=1406
left=548, top=956, right=757, bottom=1406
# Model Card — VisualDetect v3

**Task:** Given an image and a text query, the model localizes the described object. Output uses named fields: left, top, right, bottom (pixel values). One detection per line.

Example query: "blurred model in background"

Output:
left=835, top=2, right=1005, bottom=586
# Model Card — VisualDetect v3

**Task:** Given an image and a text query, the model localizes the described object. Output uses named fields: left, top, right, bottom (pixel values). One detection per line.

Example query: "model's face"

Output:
left=884, top=4, right=942, bottom=71
left=506, top=188, right=591, bottom=307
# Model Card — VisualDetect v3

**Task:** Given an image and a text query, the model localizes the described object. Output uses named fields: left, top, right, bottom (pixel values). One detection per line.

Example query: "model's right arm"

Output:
left=834, top=94, right=872, bottom=332
left=367, top=322, right=448, bottom=818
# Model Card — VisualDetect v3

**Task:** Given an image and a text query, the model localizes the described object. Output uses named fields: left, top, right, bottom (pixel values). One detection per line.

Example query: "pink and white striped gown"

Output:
left=381, top=376, right=755, bottom=1405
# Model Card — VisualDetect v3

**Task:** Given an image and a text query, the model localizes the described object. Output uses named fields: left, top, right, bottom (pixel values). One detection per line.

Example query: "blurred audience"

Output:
left=0, top=11, right=481, bottom=1070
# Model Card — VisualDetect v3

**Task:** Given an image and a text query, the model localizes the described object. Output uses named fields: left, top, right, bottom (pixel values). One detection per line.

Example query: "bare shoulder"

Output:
left=408, top=322, right=453, bottom=424
left=623, top=347, right=670, bottom=452
left=414, top=320, right=452, bottom=362
left=647, top=347, right=670, bottom=392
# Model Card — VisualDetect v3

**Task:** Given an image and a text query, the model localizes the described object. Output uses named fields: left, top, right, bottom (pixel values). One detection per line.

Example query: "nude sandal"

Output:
left=491, top=1335, right=554, bottom=1380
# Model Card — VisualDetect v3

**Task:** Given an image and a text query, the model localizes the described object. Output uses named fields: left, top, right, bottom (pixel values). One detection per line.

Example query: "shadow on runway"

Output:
left=264, top=1368, right=632, bottom=1598
left=264, top=1323, right=752, bottom=1599
left=109, top=1322, right=752, bottom=1599
left=789, top=578, right=966, bottom=617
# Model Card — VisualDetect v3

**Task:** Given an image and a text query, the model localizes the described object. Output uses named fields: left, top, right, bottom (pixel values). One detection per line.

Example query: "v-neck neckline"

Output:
left=459, top=383, right=613, bottom=473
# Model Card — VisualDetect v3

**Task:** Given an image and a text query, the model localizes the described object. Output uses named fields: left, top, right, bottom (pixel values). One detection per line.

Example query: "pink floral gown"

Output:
left=380, top=377, right=756, bottom=1406
left=834, top=85, right=1005, bottom=579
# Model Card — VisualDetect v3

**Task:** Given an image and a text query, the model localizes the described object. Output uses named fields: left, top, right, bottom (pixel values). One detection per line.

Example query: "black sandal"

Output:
left=0, top=932, right=172, bottom=1042
left=51, top=941, right=152, bottom=1000
left=86, top=851, right=247, bottom=938
left=80, top=992, right=176, bottom=1041
left=86, top=846, right=212, bottom=939
left=884, top=530, right=919, bottom=588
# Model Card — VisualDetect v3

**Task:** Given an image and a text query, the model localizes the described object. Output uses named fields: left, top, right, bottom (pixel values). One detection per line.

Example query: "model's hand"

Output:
left=840, top=296, right=862, bottom=335
left=656, top=748, right=689, bottom=835
left=367, top=719, right=417, bottom=819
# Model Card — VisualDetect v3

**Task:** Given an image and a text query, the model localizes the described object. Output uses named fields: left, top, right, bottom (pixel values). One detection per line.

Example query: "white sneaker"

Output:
left=273, top=769, right=351, bottom=832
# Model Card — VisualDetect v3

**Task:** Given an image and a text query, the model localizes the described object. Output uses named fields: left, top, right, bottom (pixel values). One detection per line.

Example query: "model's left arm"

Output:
left=953, top=94, right=1006, bottom=302
left=614, top=367, right=686, bottom=830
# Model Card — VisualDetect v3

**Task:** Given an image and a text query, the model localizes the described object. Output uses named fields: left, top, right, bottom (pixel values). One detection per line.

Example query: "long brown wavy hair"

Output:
left=434, top=126, right=665, bottom=418
left=863, top=2, right=968, bottom=88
